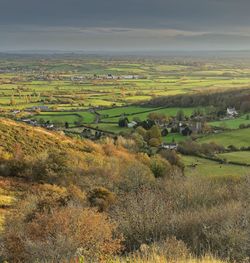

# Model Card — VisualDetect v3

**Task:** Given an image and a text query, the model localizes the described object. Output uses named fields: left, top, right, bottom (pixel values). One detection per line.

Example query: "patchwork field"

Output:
left=1, top=55, right=250, bottom=173
left=2, top=56, right=250, bottom=113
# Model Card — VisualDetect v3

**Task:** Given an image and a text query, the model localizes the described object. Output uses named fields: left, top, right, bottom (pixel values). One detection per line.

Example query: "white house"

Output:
left=227, top=107, right=238, bottom=117
left=160, top=142, right=178, bottom=150
left=127, top=121, right=137, bottom=128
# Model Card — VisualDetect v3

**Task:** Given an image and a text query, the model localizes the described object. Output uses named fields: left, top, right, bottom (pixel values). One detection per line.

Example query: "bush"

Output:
left=150, top=155, right=172, bottom=178
left=119, top=161, right=155, bottom=191
left=178, top=141, right=225, bottom=156
left=134, top=237, right=190, bottom=261
left=88, top=187, right=116, bottom=212
left=2, top=201, right=122, bottom=262
left=159, top=149, right=185, bottom=171
left=148, top=138, right=161, bottom=147
left=113, top=174, right=250, bottom=262
left=171, top=202, right=249, bottom=262
left=113, top=187, right=173, bottom=250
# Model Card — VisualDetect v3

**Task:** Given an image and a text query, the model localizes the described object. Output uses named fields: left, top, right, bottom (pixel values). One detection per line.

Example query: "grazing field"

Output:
left=162, top=133, right=187, bottom=143
left=217, top=151, right=250, bottom=164
left=97, top=106, right=157, bottom=117
left=182, top=155, right=250, bottom=177
left=33, top=111, right=95, bottom=124
left=90, top=123, right=131, bottom=134
left=100, top=106, right=195, bottom=122
left=197, top=128, right=250, bottom=148
left=209, top=115, right=250, bottom=129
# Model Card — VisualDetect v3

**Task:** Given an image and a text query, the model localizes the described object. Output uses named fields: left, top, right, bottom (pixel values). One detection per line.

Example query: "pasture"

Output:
left=217, top=151, right=250, bottom=164
left=182, top=155, right=250, bottom=177
left=197, top=128, right=250, bottom=148
left=33, top=111, right=95, bottom=125
left=209, top=115, right=250, bottom=129
left=99, top=106, right=195, bottom=122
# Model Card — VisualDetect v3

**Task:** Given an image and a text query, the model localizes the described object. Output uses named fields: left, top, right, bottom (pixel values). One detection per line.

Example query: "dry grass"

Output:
left=111, top=254, right=226, bottom=263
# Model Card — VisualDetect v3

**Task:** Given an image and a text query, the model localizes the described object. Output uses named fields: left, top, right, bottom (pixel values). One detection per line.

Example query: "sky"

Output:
left=1, top=0, right=250, bottom=52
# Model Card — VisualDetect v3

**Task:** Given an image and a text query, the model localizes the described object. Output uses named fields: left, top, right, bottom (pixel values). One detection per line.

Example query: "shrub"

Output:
left=150, top=155, right=172, bottom=178
left=131, top=237, right=190, bottom=262
left=113, top=187, right=173, bottom=250
left=159, top=149, right=185, bottom=171
left=119, top=162, right=155, bottom=191
left=88, top=187, right=116, bottom=212
left=2, top=204, right=122, bottom=262
left=148, top=138, right=161, bottom=147
left=171, top=201, right=249, bottom=262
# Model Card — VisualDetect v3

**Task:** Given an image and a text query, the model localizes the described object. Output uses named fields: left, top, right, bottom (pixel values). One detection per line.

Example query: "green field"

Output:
left=197, top=128, right=250, bottom=148
left=209, top=115, right=250, bottom=129
left=2, top=57, right=250, bottom=113
left=100, top=107, right=195, bottom=122
left=162, top=133, right=187, bottom=143
left=89, top=123, right=131, bottom=134
left=217, top=151, right=250, bottom=164
left=182, top=155, right=250, bottom=177
left=30, top=105, right=197, bottom=132
left=97, top=106, right=157, bottom=117
left=33, top=111, right=95, bottom=124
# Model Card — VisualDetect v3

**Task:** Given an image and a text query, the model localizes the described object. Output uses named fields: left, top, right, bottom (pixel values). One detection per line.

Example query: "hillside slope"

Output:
left=0, top=118, right=85, bottom=156
left=0, top=118, right=248, bottom=263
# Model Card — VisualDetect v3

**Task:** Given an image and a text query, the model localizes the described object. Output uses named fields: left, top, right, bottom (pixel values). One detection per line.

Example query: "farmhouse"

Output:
left=127, top=121, right=137, bottom=128
left=160, top=142, right=178, bottom=150
left=227, top=107, right=238, bottom=117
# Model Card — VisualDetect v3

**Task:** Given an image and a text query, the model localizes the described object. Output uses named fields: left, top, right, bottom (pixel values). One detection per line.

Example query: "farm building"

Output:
left=227, top=107, right=238, bottom=117
left=127, top=121, right=137, bottom=128
left=160, top=142, right=178, bottom=150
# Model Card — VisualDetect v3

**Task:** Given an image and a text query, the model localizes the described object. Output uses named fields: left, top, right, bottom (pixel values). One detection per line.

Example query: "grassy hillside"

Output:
left=0, top=118, right=86, bottom=156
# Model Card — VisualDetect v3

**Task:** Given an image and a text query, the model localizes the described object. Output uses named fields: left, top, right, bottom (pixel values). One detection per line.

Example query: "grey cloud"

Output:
left=1, top=0, right=250, bottom=30
left=1, top=25, right=250, bottom=52
left=1, top=0, right=250, bottom=51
